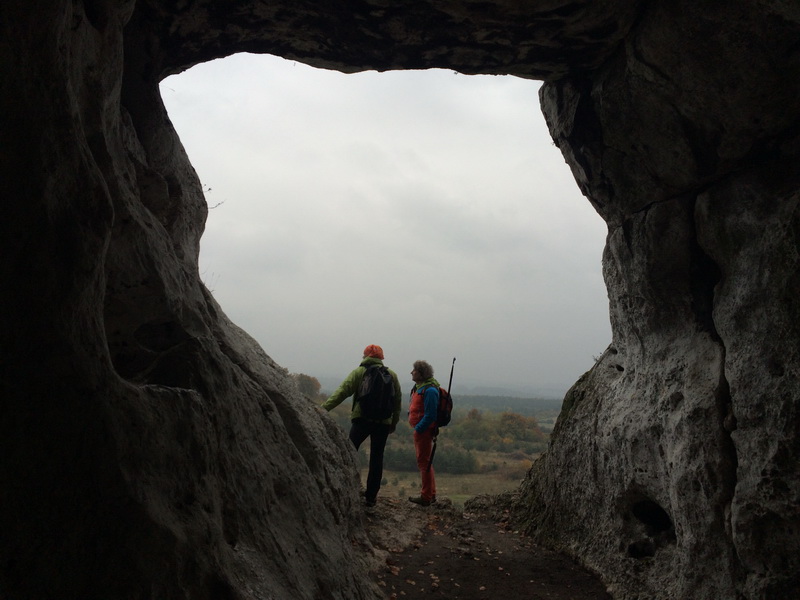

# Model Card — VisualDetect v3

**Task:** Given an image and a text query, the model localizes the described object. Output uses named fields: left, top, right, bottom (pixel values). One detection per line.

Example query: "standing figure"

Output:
left=322, top=344, right=402, bottom=507
left=408, top=360, right=439, bottom=506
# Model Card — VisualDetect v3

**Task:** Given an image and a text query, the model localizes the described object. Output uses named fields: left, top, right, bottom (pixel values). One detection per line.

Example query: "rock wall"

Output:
left=1, top=2, right=373, bottom=598
left=1, top=1, right=798, bottom=599
left=518, top=3, right=800, bottom=599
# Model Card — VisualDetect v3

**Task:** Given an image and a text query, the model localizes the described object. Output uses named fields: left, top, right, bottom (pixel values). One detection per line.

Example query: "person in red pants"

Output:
left=408, top=360, right=440, bottom=506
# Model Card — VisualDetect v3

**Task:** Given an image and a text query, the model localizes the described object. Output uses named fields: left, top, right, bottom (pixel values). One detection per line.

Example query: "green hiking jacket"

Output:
left=321, top=357, right=402, bottom=425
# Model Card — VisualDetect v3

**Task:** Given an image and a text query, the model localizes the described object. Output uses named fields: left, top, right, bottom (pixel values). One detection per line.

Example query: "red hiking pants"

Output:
left=413, top=428, right=437, bottom=501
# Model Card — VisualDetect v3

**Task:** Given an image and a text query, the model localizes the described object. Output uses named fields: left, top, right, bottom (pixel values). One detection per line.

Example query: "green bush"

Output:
left=433, top=447, right=479, bottom=474
left=382, top=444, right=479, bottom=474
left=383, top=446, right=417, bottom=472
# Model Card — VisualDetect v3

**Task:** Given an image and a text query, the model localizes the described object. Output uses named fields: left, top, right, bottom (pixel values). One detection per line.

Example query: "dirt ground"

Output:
left=363, top=494, right=611, bottom=600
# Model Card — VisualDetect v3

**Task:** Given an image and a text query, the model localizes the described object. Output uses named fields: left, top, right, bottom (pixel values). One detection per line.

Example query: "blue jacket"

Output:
left=409, top=379, right=440, bottom=433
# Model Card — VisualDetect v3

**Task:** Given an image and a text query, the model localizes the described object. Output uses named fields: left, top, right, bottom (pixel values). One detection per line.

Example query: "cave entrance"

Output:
left=159, top=53, right=609, bottom=396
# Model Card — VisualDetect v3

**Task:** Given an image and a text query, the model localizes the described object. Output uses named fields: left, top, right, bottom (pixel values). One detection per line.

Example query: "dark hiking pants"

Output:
left=349, top=419, right=391, bottom=503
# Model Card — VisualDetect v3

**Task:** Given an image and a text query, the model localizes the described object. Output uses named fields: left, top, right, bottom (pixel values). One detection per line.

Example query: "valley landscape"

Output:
left=308, top=373, right=559, bottom=507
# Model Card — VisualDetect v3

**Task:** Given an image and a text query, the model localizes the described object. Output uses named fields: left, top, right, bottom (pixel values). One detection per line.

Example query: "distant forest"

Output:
left=453, top=394, right=562, bottom=417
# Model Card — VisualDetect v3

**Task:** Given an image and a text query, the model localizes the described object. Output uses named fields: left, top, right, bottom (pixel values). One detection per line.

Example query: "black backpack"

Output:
left=357, top=365, right=395, bottom=420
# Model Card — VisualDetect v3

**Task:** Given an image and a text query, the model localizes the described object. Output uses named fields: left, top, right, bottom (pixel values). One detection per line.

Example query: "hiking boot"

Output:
left=365, top=497, right=376, bottom=508
left=408, top=496, right=431, bottom=507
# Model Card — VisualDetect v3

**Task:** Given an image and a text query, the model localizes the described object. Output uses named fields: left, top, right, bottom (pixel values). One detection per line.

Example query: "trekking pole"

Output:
left=427, top=431, right=438, bottom=473
left=427, top=357, right=455, bottom=473
left=447, top=357, right=455, bottom=395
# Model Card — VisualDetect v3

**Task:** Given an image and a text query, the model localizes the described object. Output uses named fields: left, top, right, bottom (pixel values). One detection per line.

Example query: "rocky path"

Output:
left=363, top=495, right=611, bottom=600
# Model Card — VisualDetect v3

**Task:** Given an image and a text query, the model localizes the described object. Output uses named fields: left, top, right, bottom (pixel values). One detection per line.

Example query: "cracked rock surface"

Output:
left=1, top=1, right=798, bottom=599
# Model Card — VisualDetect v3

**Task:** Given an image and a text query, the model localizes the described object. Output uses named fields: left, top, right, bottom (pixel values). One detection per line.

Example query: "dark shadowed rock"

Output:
left=1, top=1, right=798, bottom=599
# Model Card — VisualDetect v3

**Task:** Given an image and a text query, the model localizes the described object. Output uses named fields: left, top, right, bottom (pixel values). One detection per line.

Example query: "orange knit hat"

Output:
left=363, top=344, right=384, bottom=360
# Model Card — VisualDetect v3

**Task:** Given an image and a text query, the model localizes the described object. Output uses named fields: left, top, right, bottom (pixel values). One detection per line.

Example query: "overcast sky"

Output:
left=160, top=52, right=610, bottom=397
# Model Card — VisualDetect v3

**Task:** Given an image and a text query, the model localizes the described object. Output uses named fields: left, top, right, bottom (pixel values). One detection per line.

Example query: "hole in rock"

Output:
left=626, top=498, right=676, bottom=559
left=627, top=539, right=656, bottom=559
left=159, top=53, right=611, bottom=396
left=632, top=499, right=673, bottom=535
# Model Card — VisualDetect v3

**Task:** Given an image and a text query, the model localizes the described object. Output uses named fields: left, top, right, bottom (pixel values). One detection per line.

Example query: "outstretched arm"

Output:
left=320, top=368, right=361, bottom=411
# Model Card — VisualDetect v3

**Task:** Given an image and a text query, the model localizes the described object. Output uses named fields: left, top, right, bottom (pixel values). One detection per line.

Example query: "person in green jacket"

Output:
left=321, top=344, right=402, bottom=507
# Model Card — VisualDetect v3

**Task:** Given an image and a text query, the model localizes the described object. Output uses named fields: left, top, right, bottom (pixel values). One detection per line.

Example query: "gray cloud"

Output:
left=161, top=53, right=610, bottom=397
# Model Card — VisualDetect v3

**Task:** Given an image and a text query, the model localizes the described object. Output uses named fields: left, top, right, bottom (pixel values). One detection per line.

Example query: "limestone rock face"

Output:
left=1, top=1, right=798, bottom=599
left=518, top=4, right=800, bottom=599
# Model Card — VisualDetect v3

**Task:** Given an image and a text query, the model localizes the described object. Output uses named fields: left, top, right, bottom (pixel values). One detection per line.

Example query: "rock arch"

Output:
left=1, top=1, right=798, bottom=598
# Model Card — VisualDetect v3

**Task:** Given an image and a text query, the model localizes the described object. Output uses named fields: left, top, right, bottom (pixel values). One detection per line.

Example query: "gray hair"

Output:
left=413, top=360, right=434, bottom=380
